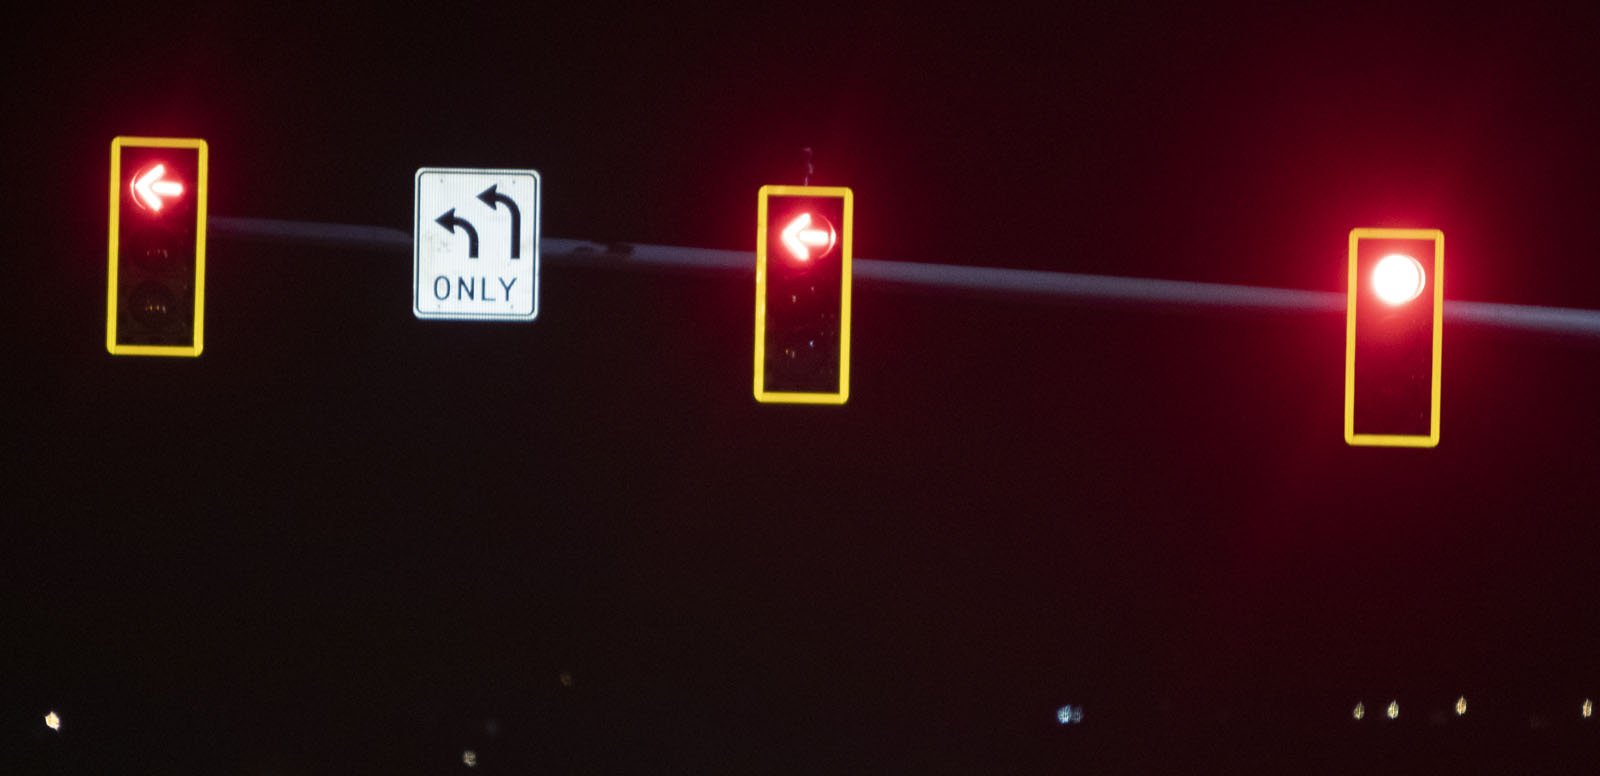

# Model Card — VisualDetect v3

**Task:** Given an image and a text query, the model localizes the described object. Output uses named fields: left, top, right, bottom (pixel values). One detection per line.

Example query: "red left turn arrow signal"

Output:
left=131, top=163, right=185, bottom=212
left=780, top=212, right=837, bottom=262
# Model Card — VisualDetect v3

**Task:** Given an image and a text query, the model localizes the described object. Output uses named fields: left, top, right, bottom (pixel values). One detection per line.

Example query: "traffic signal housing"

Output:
left=1345, top=228, right=1443, bottom=447
left=107, top=136, right=207, bottom=356
left=754, top=185, right=853, bottom=404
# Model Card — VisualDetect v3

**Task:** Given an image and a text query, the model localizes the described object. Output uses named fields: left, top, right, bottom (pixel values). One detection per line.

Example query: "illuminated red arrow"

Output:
left=131, top=164, right=185, bottom=212
left=780, top=213, right=836, bottom=262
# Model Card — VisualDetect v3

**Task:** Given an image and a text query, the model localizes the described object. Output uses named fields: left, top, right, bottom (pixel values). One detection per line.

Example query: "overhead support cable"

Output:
left=209, top=216, right=1600, bottom=340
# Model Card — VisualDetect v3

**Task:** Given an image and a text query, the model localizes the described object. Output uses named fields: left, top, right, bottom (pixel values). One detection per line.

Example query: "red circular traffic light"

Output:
left=1372, top=253, right=1425, bottom=305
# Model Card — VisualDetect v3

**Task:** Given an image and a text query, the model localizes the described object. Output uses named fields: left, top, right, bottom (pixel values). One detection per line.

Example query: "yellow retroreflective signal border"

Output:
left=1344, top=227, right=1443, bottom=447
left=754, top=184, right=853, bottom=404
left=107, top=136, right=208, bottom=357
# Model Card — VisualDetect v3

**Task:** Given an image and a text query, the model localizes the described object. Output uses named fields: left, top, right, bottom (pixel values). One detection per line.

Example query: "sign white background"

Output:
left=413, top=168, right=540, bottom=321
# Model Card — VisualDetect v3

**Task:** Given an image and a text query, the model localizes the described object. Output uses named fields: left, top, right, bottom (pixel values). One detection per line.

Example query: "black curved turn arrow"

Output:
left=435, top=208, right=479, bottom=258
left=476, top=184, right=522, bottom=259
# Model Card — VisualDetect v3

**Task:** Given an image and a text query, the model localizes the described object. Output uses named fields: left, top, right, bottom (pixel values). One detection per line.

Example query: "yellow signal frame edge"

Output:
left=1344, top=227, right=1443, bottom=447
left=753, top=184, right=853, bottom=405
left=107, top=136, right=209, bottom=357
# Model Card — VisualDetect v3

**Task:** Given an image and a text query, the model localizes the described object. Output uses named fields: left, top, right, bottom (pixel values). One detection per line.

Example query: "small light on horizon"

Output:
left=1387, top=700, right=1399, bottom=720
left=44, top=711, right=61, bottom=731
left=1056, top=705, right=1084, bottom=725
left=1456, top=696, right=1467, bottom=716
left=1584, top=699, right=1593, bottom=719
left=462, top=749, right=477, bottom=767
left=1353, top=702, right=1365, bottom=720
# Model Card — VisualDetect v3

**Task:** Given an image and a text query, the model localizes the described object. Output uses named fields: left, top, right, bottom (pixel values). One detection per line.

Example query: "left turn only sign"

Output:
left=414, top=167, right=540, bottom=321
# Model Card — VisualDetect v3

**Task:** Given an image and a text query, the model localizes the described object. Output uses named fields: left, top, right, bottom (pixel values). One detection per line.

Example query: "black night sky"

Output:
left=7, top=3, right=1600, bottom=773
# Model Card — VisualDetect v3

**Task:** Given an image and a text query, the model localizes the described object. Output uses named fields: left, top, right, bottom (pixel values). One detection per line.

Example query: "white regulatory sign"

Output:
left=413, top=167, right=541, bottom=321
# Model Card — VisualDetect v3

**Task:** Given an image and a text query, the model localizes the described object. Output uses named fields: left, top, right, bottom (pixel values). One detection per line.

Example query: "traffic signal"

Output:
left=754, top=185, right=852, bottom=404
left=1345, top=228, right=1443, bottom=447
left=107, top=136, right=207, bottom=356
